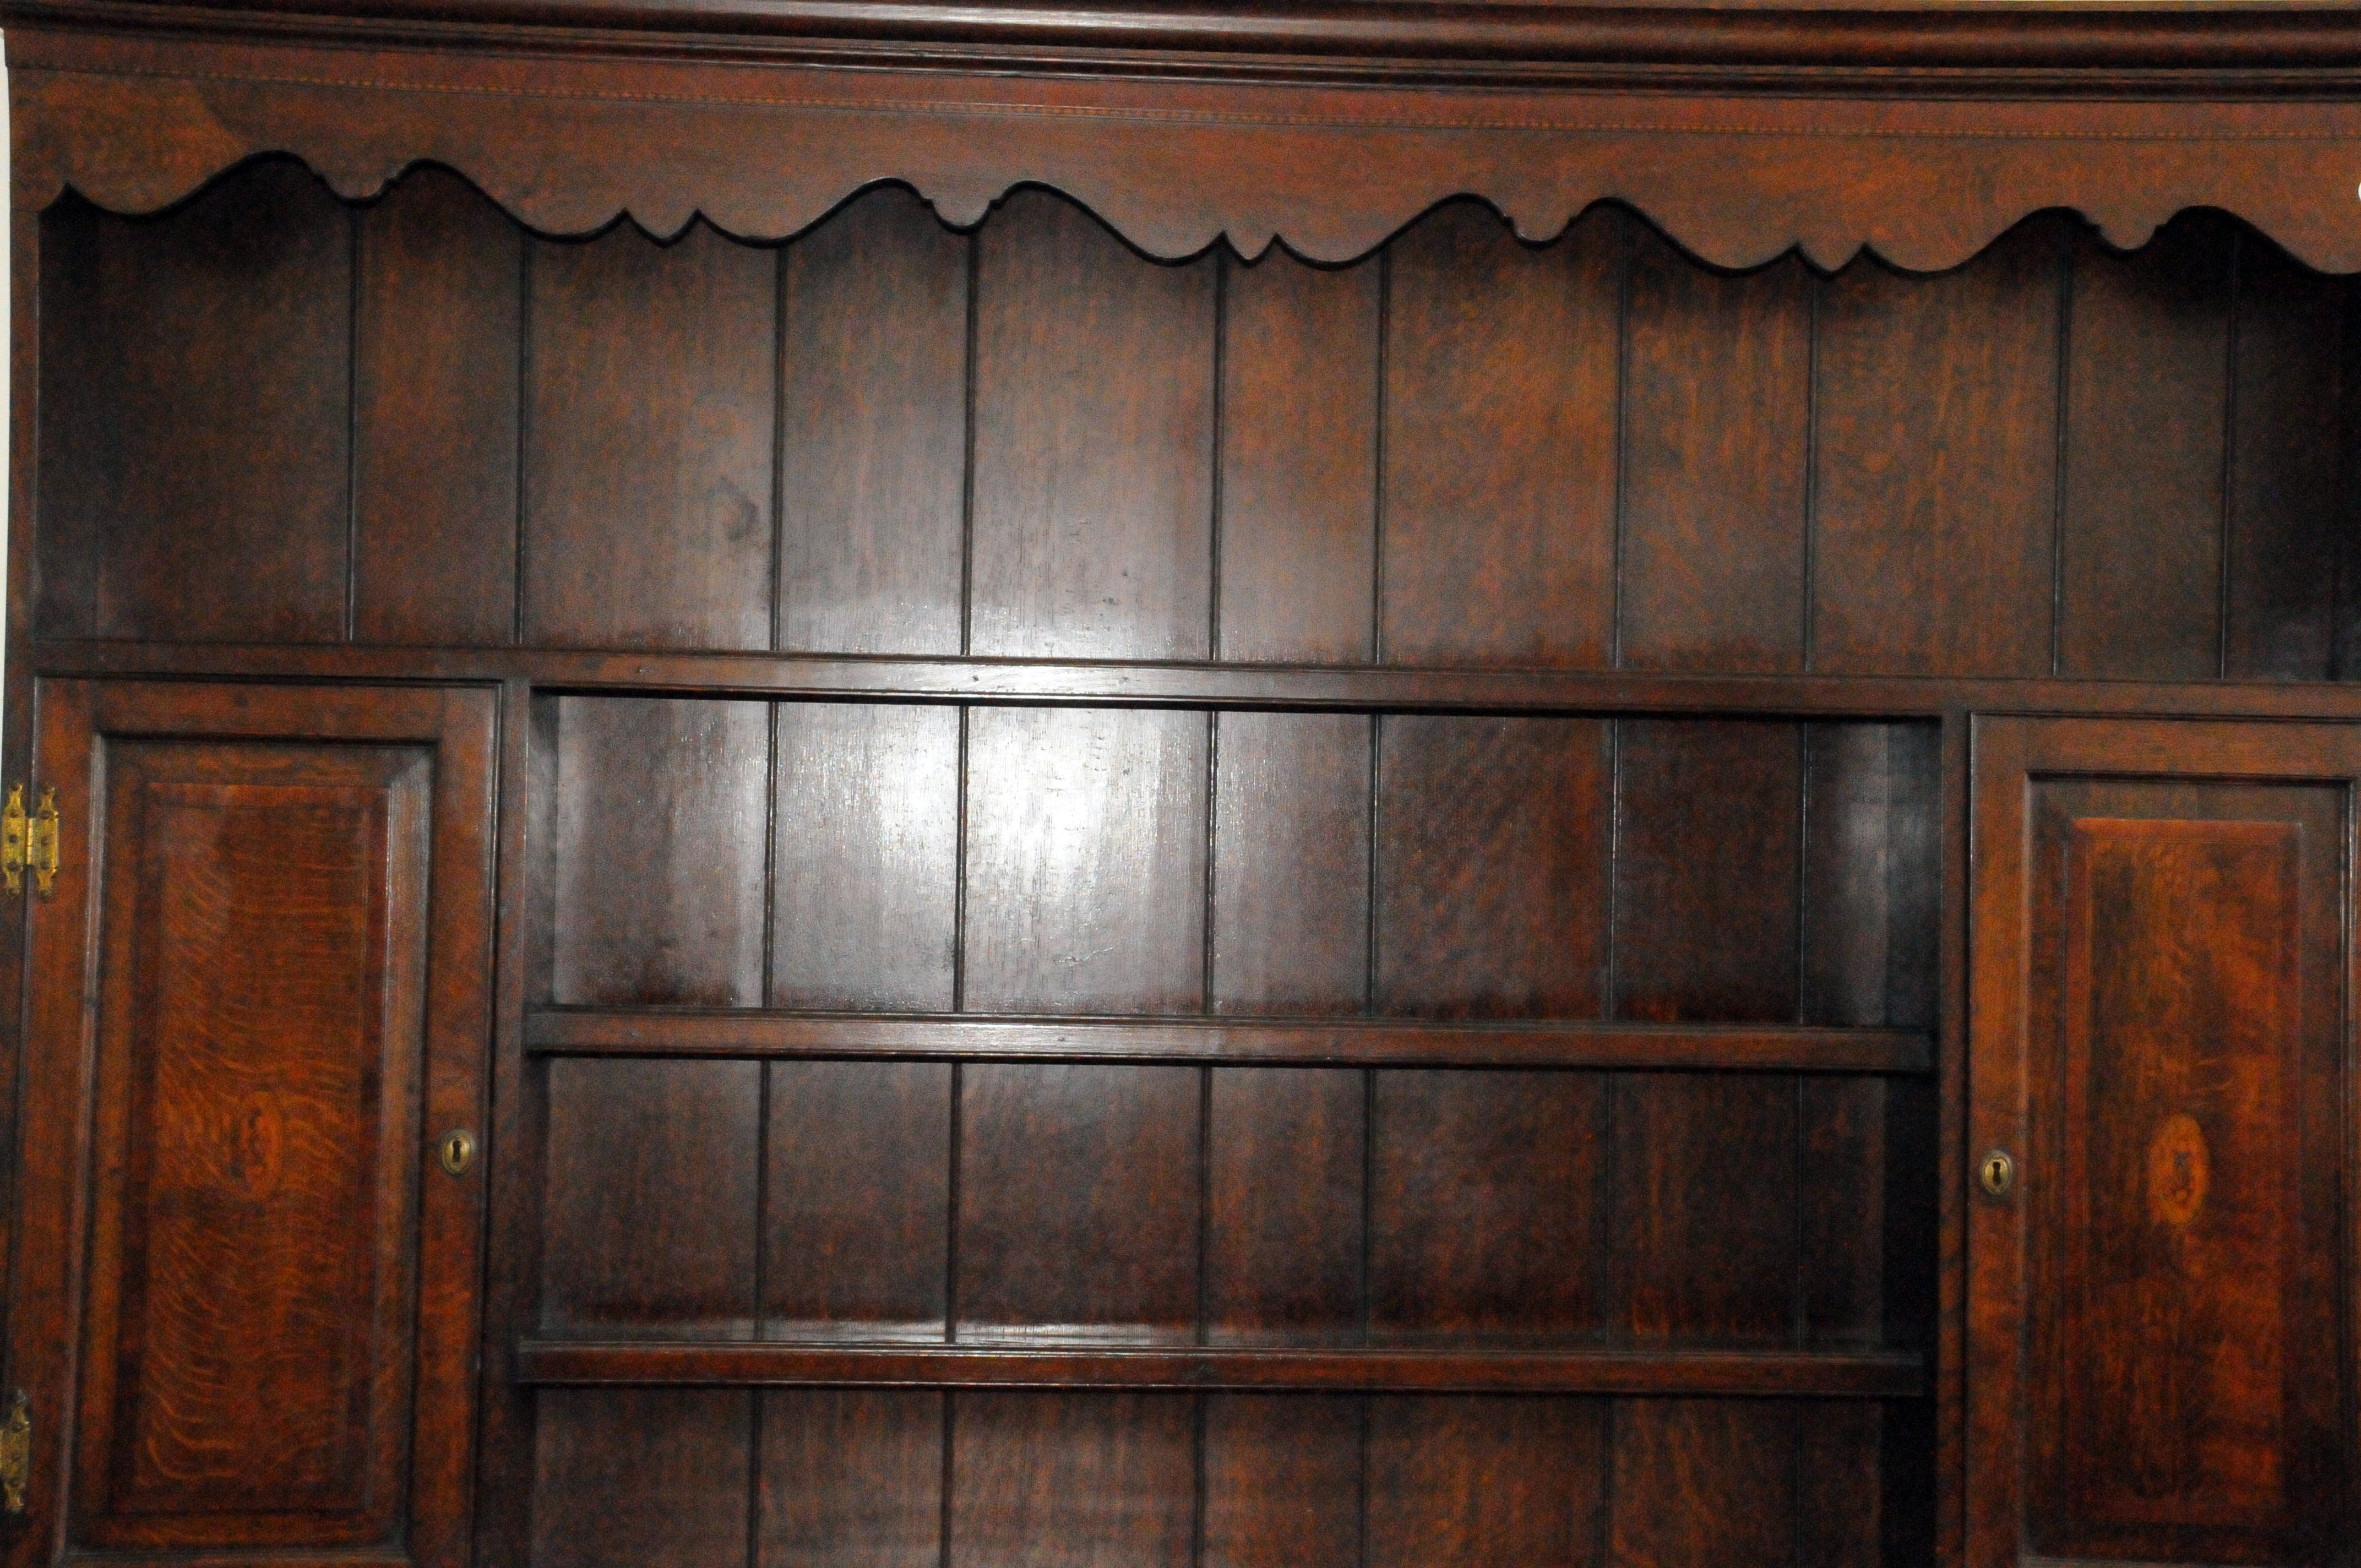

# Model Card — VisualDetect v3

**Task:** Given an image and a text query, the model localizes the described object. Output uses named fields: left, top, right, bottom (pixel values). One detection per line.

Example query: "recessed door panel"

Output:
left=76, top=747, right=430, bottom=1547
left=2049, top=815, right=2305, bottom=1542
left=1971, top=720, right=2356, bottom=1568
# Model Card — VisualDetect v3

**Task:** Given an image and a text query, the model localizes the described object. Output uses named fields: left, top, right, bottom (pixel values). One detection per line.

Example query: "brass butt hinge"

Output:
left=0, top=1388, right=28, bottom=1515
left=1, top=786, right=59, bottom=899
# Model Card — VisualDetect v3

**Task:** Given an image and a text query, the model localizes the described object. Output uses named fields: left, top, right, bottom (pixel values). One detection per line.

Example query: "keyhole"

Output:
left=438, top=1129, right=477, bottom=1177
left=1979, top=1148, right=2016, bottom=1199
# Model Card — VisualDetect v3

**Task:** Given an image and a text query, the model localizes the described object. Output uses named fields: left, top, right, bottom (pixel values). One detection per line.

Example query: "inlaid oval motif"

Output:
left=2146, top=1112, right=2210, bottom=1228
left=226, top=1096, right=285, bottom=1200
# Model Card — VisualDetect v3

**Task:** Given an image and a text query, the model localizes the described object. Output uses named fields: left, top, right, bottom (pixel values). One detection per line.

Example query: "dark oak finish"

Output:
left=1612, top=718, right=1802, bottom=1022
left=515, top=1340, right=1923, bottom=1396
left=12, top=683, right=496, bottom=1568
left=948, top=1393, right=1195, bottom=1568
left=1618, top=244, right=1811, bottom=674
left=39, top=164, right=352, bottom=644
left=1215, top=253, right=1380, bottom=665
left=2056, top=216, right=2233, bottom=682
left=1379, top=204, right=1620, bottom=668
left=1610, top=1401, right=1796, bottom=1568
left=1368, top=1070, right=1606, bottom=1341
left=1199, top=1396, right=1361, bottom=1568
left=1363, top=1396, right=1604, bottom=1568
left=764, top=1061, right=953, bottom=1340
left=1209, top=711, right=1370, bottom=1015
left=18, top=13, right=2361, bottom=1567
left=1374, top=716, right=1610, bottom=1018
left=530, top=1389, right=754, bottom=1568
left=526, top=1008, right=1933, bottom=1072
left=54, top=636, right=2361, bottom=721
left=955, top=1064, right=1201, bottom=1342
left=969, top=191, right=1216, bottom=661
left=23, top=21, right=2361, bottom=279
left=758, top=1390, right=945, bottom=1567
left=770, top=701, right=960, bottom=1011
left=547, top=695, right=771, bottom=1008
left=353, top=166, right=523, bottom=647
left=1970, top=718, right=2359, bottom=1567
left=523, top=222, right=777, bottom=651
left=1204, top=1068, right=1362, bottom=1346
left=2224, top=240, right=2349, bottom=682
left=1614, top=1075, right=1797, bottom=1345
left=961, top=707, right=1208, bottom=1014
left=539, top=1058, right=762, bottom=1340
left=777, top=187, right=970, bottom=658
left=1812, top=221, right=2064, bottom=678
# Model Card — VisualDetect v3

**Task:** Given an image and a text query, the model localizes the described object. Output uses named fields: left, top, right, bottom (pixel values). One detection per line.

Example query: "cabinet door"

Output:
left=1969, top=717, right=2357, bottom=1568
left=6, top=683, right=497, bottom=1568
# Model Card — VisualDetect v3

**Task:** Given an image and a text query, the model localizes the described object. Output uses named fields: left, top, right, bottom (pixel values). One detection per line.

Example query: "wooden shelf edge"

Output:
left=514, top=1340, right=1925, bottom=1398
left=33, top=638, right=2361, bottom=723
left=524, top=1009, right=1934, bottom=1074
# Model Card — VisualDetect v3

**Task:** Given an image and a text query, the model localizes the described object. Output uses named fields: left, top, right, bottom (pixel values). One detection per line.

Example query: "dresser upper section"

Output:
left=10, top=0, right=2361, bottom=271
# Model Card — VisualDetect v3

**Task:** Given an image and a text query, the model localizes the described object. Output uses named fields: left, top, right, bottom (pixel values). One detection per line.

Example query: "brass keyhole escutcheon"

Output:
left=438, top=1129, right=477, bottom=1177
left=1979, top=1148, right=2016, bottom=1200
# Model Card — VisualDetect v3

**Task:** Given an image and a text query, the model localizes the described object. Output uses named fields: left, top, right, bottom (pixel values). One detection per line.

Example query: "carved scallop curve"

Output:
left=16, top=24, right=2361, bottom=273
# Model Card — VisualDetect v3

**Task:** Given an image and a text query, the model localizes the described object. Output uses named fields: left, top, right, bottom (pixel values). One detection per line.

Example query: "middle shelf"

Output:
left=525, top=1007, right=1934, bottom=1073
left=513, top=1340, right=1925, bottom=1398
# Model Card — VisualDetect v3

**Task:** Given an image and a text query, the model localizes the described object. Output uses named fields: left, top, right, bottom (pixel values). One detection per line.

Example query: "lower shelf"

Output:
left=514, top=1340, right=1923, bottom=1398
left=524, top=1008, right=1933, bottom=1073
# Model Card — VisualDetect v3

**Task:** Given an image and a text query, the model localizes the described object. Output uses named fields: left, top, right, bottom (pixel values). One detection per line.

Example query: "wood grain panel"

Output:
left=541, top=1058, right=762, bottom=1339
left=1802, top=722, right=1934, bottom=1031
left=1369, top=1070, right=1606, bottom=1338
left=1381, top=203, right=1622, bottom=667
left=1211, top=711, right=1370, bottom=1014
left=524, top=222, right=776, bottom=650
left=970, top=189, right=1216, bottom=659
left=779, top=187, right=969, bottom=656
left=2057, top=215, right=2233, bottom=679
left=2032, top=807, right=2333, bottom=1558
left=1800, top=1077, right=1887, bottom=1347
left=948, top=1393, right=1195, bottom=1568
left=1217, top=251, right=1380, bottom=662
left=1796, top=1401, right=1885, bottom=1568
left=771, top=701, right=959, bottom=1011
left=1608, top=1400, right=1793, bottom=1568
left=957, top=1065, right=1200, bottom=1340
left=1614, top=1075, right=1796, bottom=1344
left=1364, top=1396, right=1605, bottom=1567
left=1200, top=1395, right=1362, bottom=1568
left=1619, top=246, right=1811, bottom=673
left=550, top=696, right=770, bottom=1006
left=765, top=1061, right=951, bottom=1339
left=1205, top=1068, right=1362, bottom=1344
left=962, top=707, right=1208, bottom=1014
left=2226, top=236, right=2347, bottom=680
left=1613, top=719, right=1801, bottom=1021
left=71, top=744, right=429, bottom=1549
left=530, top=1389, right=753, bottom=1568
left=355, top=166, right=523, bottom=646
left=1375, top=716, right=1611, bottom=1017
left=758, top=1390, right=944, bottom=1567
left=38, top=165, right=351, bottom=643
left=1813, top=222, right=2064, bottom=676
